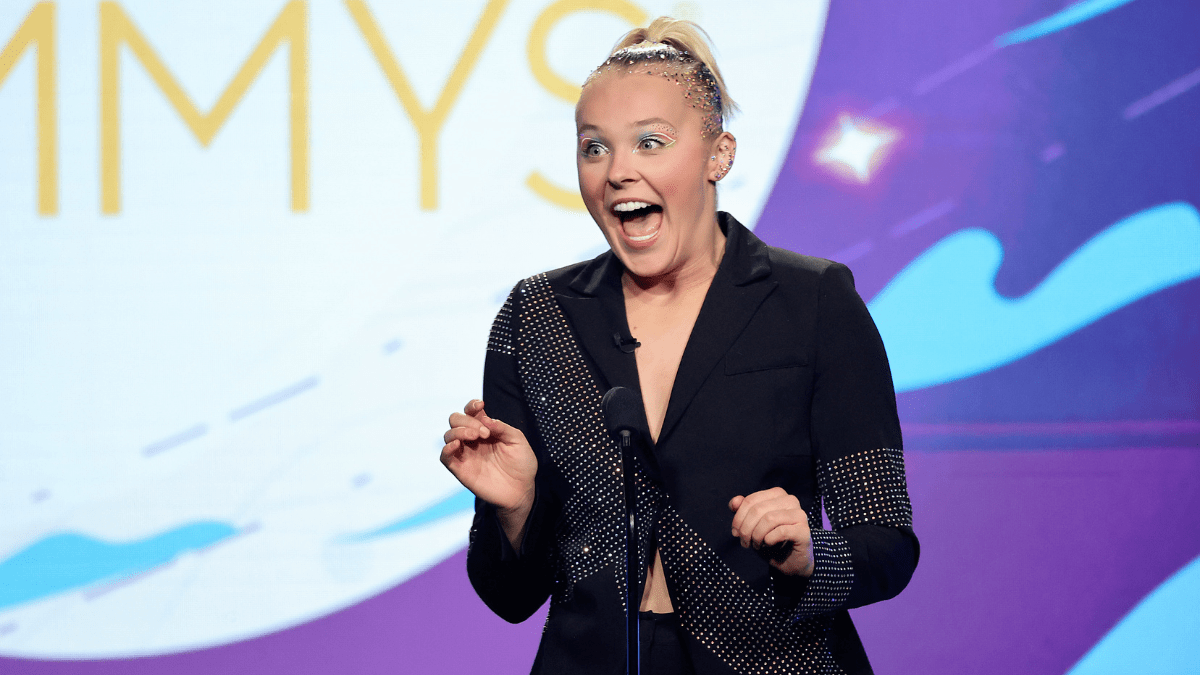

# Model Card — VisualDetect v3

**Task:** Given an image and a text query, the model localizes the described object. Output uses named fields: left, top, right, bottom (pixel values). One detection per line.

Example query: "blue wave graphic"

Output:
left=870, top=202, right=1200, bottom=393
left=346, top=489, right=475, bottom=542
left=995, top=0, right=1139, bottom=47
left=0, top=522, right=238, bottom=610
left=1065, top=554, right=1200, bottom=674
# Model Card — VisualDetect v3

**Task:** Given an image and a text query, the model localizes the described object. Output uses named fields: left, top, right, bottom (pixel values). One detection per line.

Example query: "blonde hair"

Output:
left=609, top=17, right=737, bottom=121
left=585, top=17, right=738, bottom=135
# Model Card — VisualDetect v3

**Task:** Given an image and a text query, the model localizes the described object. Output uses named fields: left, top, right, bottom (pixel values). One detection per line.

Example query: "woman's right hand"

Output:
left=440, top=399, right=537, bottom=516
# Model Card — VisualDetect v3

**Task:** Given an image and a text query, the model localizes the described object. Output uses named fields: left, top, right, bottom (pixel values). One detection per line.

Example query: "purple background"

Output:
left=5, top=0, right=1199, bottom=673
left=753, top=0, right=1200, bottom=672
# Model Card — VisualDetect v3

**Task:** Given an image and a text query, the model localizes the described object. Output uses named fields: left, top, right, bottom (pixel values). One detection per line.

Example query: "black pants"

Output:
left=639, top=612, right=696, bottom=675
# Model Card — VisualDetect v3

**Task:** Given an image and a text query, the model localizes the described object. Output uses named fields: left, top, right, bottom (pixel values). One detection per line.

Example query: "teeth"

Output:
left=628, top=231, right=656, bottom=242
left=613, top=201, right=652, bottom=213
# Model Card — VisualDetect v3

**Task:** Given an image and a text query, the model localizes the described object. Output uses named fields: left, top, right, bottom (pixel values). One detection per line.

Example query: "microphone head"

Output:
left=601, top=386, right=642, bottom=438
left=601, top=386, right=660, bottom=481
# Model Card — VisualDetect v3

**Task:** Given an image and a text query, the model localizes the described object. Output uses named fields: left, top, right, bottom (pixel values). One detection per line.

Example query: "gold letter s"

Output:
left=525, top=0, right=645, bottom=211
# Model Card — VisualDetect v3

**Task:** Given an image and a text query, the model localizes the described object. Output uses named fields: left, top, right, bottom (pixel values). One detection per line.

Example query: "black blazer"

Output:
left=468, top=213, right=918, bottom=675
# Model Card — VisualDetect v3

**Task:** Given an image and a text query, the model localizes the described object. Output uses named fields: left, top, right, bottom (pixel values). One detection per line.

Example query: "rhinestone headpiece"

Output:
left=584, top=41, right=724, bottom=137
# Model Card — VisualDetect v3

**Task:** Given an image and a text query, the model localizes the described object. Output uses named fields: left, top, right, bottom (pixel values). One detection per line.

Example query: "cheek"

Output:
left=656, top=157, right=707, bottom=202
left=576, top=162, right=609, bottom=221
left=576, top=162, right=604, bottom=195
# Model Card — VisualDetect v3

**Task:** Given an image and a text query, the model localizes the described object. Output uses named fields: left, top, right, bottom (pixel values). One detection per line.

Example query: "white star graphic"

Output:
left=814, top=115, right=900, bottom=183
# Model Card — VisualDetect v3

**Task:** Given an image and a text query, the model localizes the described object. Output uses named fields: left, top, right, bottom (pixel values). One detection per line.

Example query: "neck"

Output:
left=622, top=215, right=726, bottom=302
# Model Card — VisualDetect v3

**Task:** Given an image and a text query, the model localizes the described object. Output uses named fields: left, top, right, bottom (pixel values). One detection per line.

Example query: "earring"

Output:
left=715, top=151, right=734, bottom=180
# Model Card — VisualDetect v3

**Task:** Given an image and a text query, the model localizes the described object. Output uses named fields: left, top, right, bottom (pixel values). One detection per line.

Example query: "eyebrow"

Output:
left=576, top=118, right=678, bottom=135
left=634, top=118, right=676, bottom=129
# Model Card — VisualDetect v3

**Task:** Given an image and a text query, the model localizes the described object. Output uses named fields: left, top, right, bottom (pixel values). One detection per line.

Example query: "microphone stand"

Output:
left=618, top=428, right=640, bottom=675
left=602, top=385, right=643, bottom=675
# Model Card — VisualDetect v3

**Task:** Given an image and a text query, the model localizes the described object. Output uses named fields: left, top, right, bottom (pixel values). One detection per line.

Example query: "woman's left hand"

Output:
left=729, top=487, right=815, bottom=577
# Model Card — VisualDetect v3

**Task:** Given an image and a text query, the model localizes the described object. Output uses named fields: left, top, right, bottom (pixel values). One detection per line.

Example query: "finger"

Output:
left=749, top=509, right=803, bottom=548
left=443, top=426, right=484, bottom=446
left=469, top=400, right=490, bottom=428
left=471, top=406, right=500, bottom=439
left=730, top=492, right=769, bottom=535
left=480, top=414, right=525, bottom=443
left=739, top=511, right=771, bottom=548
left=443, top=424, right=482, bottom=443
left=739, top=501, right=788, bottom=548
left=763, top=523, right=812, bottom=575
left=731, top=499, right=755, bottom=540
left=762, top=525, right=802, bottom=572
left=741, top=487, right=787, bottom=504
left=439, top=440, right=461, bottom=468
left=448, top=412, right=488, bottom=436
left=730, top=489, right=782, bottom=537
left=763, top=522, right=807, bottom=549
left=733, top=500, right=772, bottom=547
left=732, top=493, right=802, bottom=545
left=732, top=488, right=797, bottom=527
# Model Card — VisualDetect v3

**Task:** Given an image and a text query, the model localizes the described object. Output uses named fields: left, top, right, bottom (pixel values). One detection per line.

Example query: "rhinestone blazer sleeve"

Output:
left=780, top=262, right=918, bottom=620
left=465, top=283, right=559, bottom=624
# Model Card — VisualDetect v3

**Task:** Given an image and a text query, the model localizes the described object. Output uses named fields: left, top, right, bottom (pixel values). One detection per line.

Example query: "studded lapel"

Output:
left=555, top=250, right=649, bottom=449
left=556, top=253, right=641, bottom=394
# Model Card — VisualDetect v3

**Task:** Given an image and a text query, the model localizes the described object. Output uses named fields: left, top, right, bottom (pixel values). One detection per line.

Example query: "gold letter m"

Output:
left=99, top=1, right=308, bottom=214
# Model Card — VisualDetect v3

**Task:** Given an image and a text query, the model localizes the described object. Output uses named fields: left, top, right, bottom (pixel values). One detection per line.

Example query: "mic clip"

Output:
left=612, top=332, right=641, bottom=354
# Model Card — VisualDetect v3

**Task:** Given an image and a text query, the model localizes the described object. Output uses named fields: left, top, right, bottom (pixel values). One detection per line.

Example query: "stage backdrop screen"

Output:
left=1, top=1, right=1197, bottom=674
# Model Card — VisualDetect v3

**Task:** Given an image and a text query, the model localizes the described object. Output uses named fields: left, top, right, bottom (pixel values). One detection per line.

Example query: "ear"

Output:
left=708, top=132, right=737, bottom=182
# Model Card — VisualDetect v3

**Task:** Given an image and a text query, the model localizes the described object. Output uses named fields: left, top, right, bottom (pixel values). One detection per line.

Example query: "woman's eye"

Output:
left=635, top=135, right=673, bottom=152
left=580, top=141, right=608, bottom=157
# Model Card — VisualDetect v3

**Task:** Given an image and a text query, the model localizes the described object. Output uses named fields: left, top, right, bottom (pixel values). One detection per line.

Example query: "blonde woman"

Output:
left=441, top=18, right=918, bottom=675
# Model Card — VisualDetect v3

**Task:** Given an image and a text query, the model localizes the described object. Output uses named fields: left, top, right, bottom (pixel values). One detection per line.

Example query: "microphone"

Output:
left=601, top=387, right=660, bottom=481
left=759, top=541, right=794, bottom=564
left=601, top=386, right=642, bottom=440
left=612, top=332, right=641, bottom=354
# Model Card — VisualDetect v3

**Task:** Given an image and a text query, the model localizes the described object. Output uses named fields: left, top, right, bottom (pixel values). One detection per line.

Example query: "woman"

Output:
left=441, top=18, right=918, bottom=675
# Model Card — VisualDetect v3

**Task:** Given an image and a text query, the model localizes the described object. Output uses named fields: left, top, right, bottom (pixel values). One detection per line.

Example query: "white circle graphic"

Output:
left=0, top=0, right=827, bottom=657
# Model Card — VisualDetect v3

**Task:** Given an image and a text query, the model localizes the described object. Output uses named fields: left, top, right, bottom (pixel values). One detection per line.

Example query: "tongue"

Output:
left=622, top=208, right=661, bottom=237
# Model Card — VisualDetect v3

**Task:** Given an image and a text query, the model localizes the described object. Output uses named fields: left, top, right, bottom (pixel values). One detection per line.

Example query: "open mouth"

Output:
left=613, top=200, right=663, bottom=222
left=612, top=201, right=664, bottom=244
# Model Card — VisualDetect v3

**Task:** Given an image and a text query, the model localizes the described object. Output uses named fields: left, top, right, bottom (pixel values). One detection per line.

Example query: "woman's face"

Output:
left=575, top=71, right=734, bottom=281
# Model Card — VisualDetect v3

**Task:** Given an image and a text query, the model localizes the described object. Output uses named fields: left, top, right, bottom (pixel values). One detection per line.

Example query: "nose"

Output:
left=606, top=149, right=638, bottom=187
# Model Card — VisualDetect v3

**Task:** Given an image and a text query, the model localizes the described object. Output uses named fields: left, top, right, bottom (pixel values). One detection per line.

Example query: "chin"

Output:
left=614, top=247, right=677, bottom=281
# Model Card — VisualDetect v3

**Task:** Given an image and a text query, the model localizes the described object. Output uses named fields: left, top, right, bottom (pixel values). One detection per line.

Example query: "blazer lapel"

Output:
left=657, top=214, right=776, bottom=446
left=551, top=215, right=774, bottom=450
left=554, top=252, right=642, bottom=396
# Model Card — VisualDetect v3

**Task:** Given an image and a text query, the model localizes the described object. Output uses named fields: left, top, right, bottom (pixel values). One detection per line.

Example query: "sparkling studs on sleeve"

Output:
left=790, top=530, right=854, bottom=620
left=486, top=289, right=515, bottom=356
left=818, top=447, right=913, bottom=530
